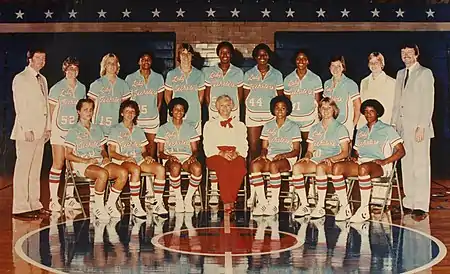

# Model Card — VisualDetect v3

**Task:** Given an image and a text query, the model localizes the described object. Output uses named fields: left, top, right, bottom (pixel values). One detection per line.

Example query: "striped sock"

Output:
left=107, top=187, right=122, bottom=206
left=94, top=190, right=105, bottom=206
left=358, top=175, right=372, bottom=206
left=210, top=173, right=218, bottom=192
left=49, top=168, right=61, bottom=201
left=332, top=175, right=348, bottom=206
left=269, top=173, right=281, bottom=189
left=316, top=175, right=328, bottom=207
left=292, top=174, right=307, bottom=205
left=90, top=181, right=96, bottom=202
left=250, top=172, right=264, bottom=187
left=170, top=175, right=181, bottom=189
left=129, top=181, right=141, bottom=204
left=189, top=174, right=202, bottom=188
left=153, top=178, right=166, bottom=203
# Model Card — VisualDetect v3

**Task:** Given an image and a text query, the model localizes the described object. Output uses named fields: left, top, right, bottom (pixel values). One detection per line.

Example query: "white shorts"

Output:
left=358, top=158, right=391, bottom=177
left=112, top=158, right=145, bottom=166
left=71, top=158, right=110, bottom=177
left=290, top=113, right=318, bottom=133
left=246, top=111, right=274, bottom=128
left=50, top=123, right=69, bottom=146
left=137, top=119, right=159, bottom=135
left=267, top=155, right=296, bottom=170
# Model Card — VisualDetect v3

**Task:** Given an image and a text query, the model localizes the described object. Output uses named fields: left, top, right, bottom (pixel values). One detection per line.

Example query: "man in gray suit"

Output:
left=391, top=43, right=435, bottom=216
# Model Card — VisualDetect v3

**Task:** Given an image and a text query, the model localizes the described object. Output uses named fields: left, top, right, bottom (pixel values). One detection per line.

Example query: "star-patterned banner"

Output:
left=0, top=3, right=448, bottom=22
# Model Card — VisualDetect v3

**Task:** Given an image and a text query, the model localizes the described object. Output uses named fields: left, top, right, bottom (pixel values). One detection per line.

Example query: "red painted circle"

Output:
left=154, top=227, right=299, bottom=256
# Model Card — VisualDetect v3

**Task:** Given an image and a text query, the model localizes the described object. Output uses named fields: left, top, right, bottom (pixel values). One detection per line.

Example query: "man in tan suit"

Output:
left=391, top=43, right=435, bottom=216
left=11, top=48, right=51, bottom=218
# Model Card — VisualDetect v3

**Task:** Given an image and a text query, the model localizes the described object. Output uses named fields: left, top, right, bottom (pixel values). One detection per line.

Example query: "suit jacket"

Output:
left=391, top=63, right=435, bottom=138
left=10, top=66, right=50, bottom=141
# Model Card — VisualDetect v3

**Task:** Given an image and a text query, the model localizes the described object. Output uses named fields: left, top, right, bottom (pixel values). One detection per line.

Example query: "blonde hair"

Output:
left=99, top=53, right=120, bottom=77
left=215, top=94, right=235, bottom=110
left=318, top=97, right=340, bottom=120
left=368, top=52, right=385, bottom=68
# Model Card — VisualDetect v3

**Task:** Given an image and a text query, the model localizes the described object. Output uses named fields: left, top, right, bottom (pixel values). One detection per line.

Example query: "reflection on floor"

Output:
left=14, top=204, right=443, bottom=274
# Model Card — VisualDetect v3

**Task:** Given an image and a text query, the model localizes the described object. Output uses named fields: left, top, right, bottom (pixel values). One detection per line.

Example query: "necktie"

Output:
left=404, top=69, right=409, bottom=88
left=36, top=74, right=46, bottom=95
left=220, top=117, right=233, bottom=128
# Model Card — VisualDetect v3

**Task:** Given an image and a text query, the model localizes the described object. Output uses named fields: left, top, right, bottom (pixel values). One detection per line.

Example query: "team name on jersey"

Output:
left=60, top=88, right=76, bottom=97
left=166, top=139, right=190, bottom=146
left=98, top=96, right=121, bottom=104
left=60, top=98, right=79, bottom=105
left=270, top=137, right=291, bottom=144
left=172, top=75, right=187, bottom=83
left=210, top=81, right=237, bottom=88
left=328, top=95, right=343, bottom=103
left=100, top=86, right=112, bottom=94
left=315, top=140, right=336, bottom=146
left=77, top=140, right=102, bottom=150
left=310, top=131, right=324, bottom=139
left=249, top=83, right=275, bottom=90
left=118, top=132, right=139, bottom=148
left=173, top=84, right=198, bottom=92
left=133, top=89, right=158, bottom=96
left=358, top=139, right=380, bottom=146
left=289, top=88, right=314, bottom=95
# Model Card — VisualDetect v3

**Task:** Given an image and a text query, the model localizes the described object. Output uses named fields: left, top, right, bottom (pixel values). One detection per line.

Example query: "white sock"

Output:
left=107, top=187, right=122, bottom=206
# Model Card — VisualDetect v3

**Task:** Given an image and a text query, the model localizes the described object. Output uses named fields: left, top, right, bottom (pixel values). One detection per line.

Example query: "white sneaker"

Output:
left=185, top=199, right=194, bottom=213
left=131, top=201, right=147, bottom=218
left=335, top=204, right=352, bottom=221
left=93, top=204, right=110, bottom=220
left=65, top=197, right=82, bottom=209
left=49, top=200, right=62, bottom=212
left=106, top=203, right=122, bottom=218
left=310, top=206, right=326, bottom=219
left=175, top=200, right=185, bottom=213
left=209, top=193, right=219, bottom=205
left=152, top=202, right=168, bottom=216
left=264, top=204, right=279, bottom=216
left=145, top=194, right=156, bottom=205
left=350, top=206, right=370, bottom=223
left=294, top=205, right=311, bottom=217
left=253, top=202, right=268, bottom=216
left=194, top=191, right=202, bottom=205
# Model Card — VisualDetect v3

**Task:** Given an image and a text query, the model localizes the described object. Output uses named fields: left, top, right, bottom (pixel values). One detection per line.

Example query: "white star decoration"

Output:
left=98, top=9, right=107, bottom=18
left=426, top=9, right=435, bottom=18
left=206, top=8, right=216, bottom=17
left=316, top=8, right=326, bottom=18
left=371, top=8, right=380, bottom=18
left=68, top=9, right=77, bottom=18
left=261, top=8, right=271, bottom=18
left=396, top=8, right=405, bottom=18
left=44, top=10, right=53, bottom=19
left=152, top=8, right=161, bottom=18
left=15, top=10, right=24, bottom=19
left=285, top=8, right=295, bottom=18
left=122, top=9, right=131, bottom=18
left=176, top=8, right=185, bottom=18
left=230, top=8, right=240, bottom=18
left=341, top=9, right=350, bottom=18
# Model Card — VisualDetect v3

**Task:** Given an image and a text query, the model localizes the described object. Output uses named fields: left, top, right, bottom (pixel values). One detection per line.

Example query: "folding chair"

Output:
left=346, top=161, right=403, bottom=216
left=204, top=168, right=248, bottom=209
left=140, top=172, right=155, bottom=203
left=61, top=160, right=91, bottom=218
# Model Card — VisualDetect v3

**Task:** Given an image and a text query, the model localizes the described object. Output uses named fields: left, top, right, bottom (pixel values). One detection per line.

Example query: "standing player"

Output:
left=108, top=100, right=167, bottom=217
left=245, top=44, right=284, bottom=206
left=164, top=43, right=205, bottom=135
left=323, top=56, right=361, bottom=140
left=48, top=57, right=86, bottom=211
left=88, top=53, right=131, bottom=137
left=125, top=52, right=164, bottom=158
left=203, top=41, right=244, bottom=205
left=155, top=98, right=202, bottom=213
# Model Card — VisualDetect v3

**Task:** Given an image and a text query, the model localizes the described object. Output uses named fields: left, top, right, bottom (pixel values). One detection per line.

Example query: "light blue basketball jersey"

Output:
left=165, top=67, right=205, bottom=124
left=155, top=120, right=200, bottom=160
left=260, top=119, right=301, bottom=156
left=284, top=69, right=323, bottom=119
left=87, top=76, right=131, bottom=136
left=108, top=122, right=148, bottom=164
left=48, top=78, right=86, bottom=131
left=307, top=119, right=350, bottom=163
left=354, top=121, right=403, bottom=160
left=323, top=74, right=360, bottom=124
left=125, top=70, right=164, bottom=123
left=64, top=122, right=106, bottom=159
left=244, top=65, right=283, bottom=116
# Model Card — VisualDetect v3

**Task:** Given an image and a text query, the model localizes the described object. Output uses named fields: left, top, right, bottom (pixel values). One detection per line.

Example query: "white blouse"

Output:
left=203, top=117, right=248, bottom=158
left=358, top=71, right=396, bottom=129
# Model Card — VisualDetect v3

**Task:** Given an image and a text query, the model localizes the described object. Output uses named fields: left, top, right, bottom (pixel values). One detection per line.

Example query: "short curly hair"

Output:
left=118, top=100, right=140, bottom=125
left=252, top=43, right=272, bottom=60
left=62, top=56, right=80, bottom=73
left=168, top=97, right=189, bottom=117
left=270, top=95, right=293, bottom=116
left=360, top=99, right=385, bottom=118
left=216, top=41, right=235, bottom=56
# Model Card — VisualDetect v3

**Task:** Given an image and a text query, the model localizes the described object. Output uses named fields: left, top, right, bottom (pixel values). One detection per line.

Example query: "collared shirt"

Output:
left=165, top=67, right=205, bottom=124
left=48, top=78, right=86, bottom=131
left=358, top=71, right=396, bottom=128
left=308, top=119, right=350, bottom=162
left=203, top=116, right=248, bottom=158
left=108, top=122, right=148, bottom=163
left=323, top=74, right=360, bottom=125
left=354, top=120, right=403, bottom=160
left=284, top=69, right=323, bottom=119
left=126, top=70, right=164, bottom=122
left=64, top=122, right=106, bottom=159
left=87, top=76, right=131, bottom=136
left=155, top=120, right=200, bottom=159
left=260, top=119, right=301, bottom=156
left=244, top=65, right=283, bottom=115
left=203, top=64, right=243, bottom=116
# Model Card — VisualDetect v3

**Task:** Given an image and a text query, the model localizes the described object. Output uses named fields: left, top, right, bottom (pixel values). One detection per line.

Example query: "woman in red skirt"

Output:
left=203, top=95, right=248, bottom=212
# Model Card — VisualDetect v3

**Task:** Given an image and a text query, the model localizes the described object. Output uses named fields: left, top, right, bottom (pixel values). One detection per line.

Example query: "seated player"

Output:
left=64, top=98, right=129, bottom=220
left=155, top=97, right=202, bottom=213
left=332, top=99, right=405, bottom=222
left=249, top=95, right=301, bottom=216
left=204, top=95, right=248, bottom=213
left=291, top=97, right=350, bottom=218
left=108, top=100, right=167, bottom=217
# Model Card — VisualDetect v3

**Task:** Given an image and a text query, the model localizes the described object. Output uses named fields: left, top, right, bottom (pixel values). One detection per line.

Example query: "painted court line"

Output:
left=225, top=252, right=232, bottom=274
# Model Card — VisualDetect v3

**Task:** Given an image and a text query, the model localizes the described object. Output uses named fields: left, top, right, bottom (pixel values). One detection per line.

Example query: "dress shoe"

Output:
left=13, top=211, right=40, bottom=220
left=403, top=207, right=413, bottom=214
left=412, top=209, right=427, bottom=218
